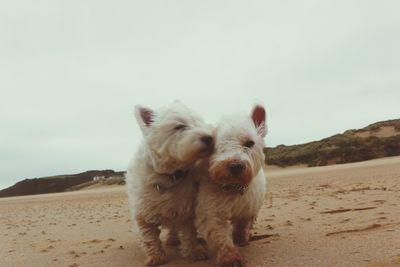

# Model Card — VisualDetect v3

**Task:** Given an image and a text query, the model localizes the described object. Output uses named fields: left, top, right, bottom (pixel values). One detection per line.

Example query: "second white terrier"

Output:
left=195, top=104, right=267, bottom=267
left=126, top=101, right=213, bottom=266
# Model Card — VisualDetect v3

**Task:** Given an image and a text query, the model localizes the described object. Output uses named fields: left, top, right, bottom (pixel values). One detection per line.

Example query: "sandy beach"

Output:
left=1, top=157, right=400, bottom=267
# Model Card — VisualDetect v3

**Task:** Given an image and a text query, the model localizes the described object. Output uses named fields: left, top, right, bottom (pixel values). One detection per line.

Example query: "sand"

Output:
left=1, top=157, right=400, bottom=267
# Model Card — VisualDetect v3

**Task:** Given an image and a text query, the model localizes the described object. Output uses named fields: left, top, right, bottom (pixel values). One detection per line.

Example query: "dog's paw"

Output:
left=145, top=253, right=167, bottom=267
left=191, top=245, right=208, bottom=261
left=217, top=246, right=244, bottom=267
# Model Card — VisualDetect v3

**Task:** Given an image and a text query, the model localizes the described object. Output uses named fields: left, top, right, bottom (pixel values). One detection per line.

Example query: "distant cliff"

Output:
left=0, top=170, right=125, bottom=198
left=264, top=119, right=400, bottom=167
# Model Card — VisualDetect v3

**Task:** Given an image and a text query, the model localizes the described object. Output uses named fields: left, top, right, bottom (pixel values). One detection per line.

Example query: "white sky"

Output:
left=1, top=1, right=399, bottom=189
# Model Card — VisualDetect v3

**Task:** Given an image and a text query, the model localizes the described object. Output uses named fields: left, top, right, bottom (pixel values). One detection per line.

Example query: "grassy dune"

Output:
left=264, top=119, right=400, bottom=167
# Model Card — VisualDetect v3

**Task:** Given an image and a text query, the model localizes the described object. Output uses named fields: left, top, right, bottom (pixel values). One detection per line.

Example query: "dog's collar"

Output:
left=154, top=169, right=189, bottom=194
left=219, top=183, right=248, bottom=195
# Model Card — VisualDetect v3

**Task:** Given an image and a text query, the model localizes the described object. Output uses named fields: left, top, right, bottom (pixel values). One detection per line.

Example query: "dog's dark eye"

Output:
left=244, top=140, right=255, bottom=148
left=174, top=124, right=187, bottom=131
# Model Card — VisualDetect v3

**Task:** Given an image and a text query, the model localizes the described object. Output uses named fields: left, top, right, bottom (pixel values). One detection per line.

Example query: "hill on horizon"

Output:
left=0, top=170, right=124, bottom=198
left=264, top=119, right=400, bottom=167
left=1, top=119, right=399, bottom=198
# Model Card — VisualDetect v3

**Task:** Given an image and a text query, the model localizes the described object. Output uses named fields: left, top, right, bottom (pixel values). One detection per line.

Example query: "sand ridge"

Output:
left=1, top=157, right=400, bottom=266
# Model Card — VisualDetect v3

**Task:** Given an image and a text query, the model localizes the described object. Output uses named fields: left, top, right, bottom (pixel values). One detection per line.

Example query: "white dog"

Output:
left=195, top=104, right=267, bottom=267
left=126, top=101, right=213, bottom=266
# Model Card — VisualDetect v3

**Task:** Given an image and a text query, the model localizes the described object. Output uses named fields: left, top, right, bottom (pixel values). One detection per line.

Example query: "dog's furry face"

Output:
left=209, top=105, right=266, bottom=186
left=135, top=101, right=214, bottom=172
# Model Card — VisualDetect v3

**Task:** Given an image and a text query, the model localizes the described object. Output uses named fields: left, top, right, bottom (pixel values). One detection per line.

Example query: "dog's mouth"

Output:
left=208, top=167, right=250, bottom=194
left=211, top=175, right=250, bottom=187
left=219, top=183, right=248, bottom=195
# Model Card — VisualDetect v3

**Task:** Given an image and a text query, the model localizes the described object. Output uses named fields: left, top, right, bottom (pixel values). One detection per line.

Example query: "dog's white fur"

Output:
left=126, top=101, right=213, bottom=266
left=195, top=104, right=267, bottom=267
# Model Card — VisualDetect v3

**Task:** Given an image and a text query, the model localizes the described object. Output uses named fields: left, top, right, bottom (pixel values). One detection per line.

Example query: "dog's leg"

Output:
left=136, top=218, right=166, bottom=267
left=233, top=217, right=253, bottom=247
left=196, top=212, right=244, bottom=267
left=179, top=220, right=208, bottom=261
left=166, top=227, right=180, bottom=246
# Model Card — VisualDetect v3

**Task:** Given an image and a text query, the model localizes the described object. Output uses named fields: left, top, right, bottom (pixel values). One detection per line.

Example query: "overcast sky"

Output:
left=1, top=1, right=399, bottom=189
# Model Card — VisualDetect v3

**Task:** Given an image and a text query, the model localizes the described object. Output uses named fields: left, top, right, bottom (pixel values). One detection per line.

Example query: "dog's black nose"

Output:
left=201, top=135, right=213, bottom=147
left=228, top=163, right=245, bottom=176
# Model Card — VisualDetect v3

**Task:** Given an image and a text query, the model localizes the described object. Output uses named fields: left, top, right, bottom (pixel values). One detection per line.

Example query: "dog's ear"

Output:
left=134, top=105, right=154, bottom=133
left=251, top=104, right=267, bottom=137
